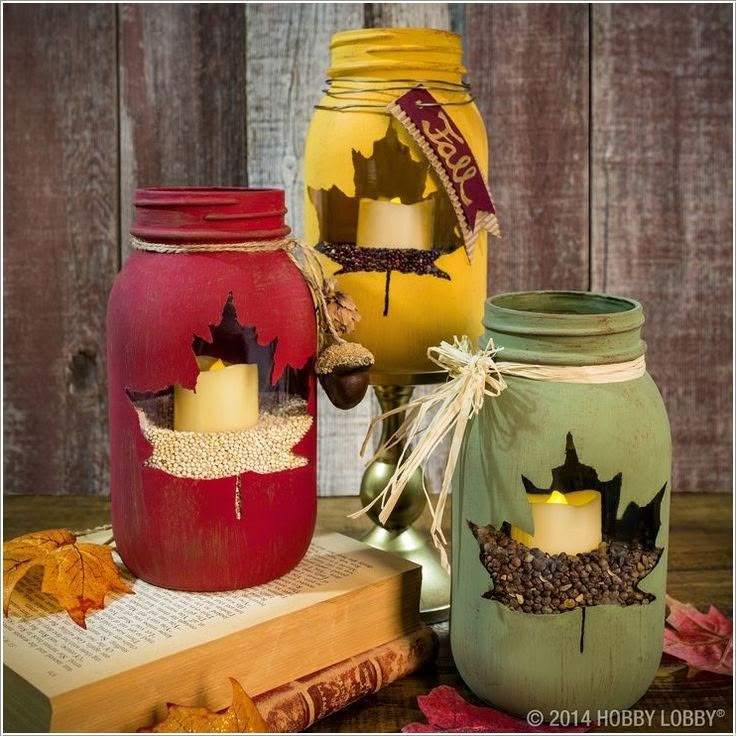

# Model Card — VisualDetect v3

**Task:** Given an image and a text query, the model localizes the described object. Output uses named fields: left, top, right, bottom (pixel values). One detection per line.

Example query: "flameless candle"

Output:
left=511, top=490, right=602, bottom=555
left=355, top=197, right=434, bottom=250
left=174, top=355, right=259, bottom=433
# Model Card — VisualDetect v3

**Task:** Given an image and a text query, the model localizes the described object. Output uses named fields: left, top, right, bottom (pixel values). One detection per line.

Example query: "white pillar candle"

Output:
left=511, top=490, right=602, bottom=556
left=355, top=197, right=434, bottom=250
left=174, top=355, right=259, bottom=433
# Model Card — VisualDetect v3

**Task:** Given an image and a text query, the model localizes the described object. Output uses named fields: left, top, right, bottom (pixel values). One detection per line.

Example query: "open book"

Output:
left=3, top=532, right=421, bottom=732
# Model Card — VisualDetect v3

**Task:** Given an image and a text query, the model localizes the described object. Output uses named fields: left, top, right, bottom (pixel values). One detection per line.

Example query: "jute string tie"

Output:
left=130, top=235, right=343, bottom=349
left=352, top=335, right=647, bottom=571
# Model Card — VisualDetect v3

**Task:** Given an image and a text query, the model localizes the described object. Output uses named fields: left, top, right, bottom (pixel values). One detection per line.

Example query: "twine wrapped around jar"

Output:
left=130, top=235, right=349, bottom=349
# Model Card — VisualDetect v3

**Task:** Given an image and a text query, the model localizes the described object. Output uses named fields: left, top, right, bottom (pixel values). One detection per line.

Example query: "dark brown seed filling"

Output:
left=468, top=521, right=662, bottom=615
left=316, top=242, right=451, bottom=279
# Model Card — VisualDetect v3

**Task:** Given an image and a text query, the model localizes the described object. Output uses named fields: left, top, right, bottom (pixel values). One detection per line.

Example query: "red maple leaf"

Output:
left=663, top=595, right=733, bottom=676
left=402, top=686, right=591, bottom=733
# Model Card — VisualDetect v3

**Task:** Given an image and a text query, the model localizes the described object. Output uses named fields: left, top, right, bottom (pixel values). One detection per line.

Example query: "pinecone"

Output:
left=325, top=279, right=361, bottom=336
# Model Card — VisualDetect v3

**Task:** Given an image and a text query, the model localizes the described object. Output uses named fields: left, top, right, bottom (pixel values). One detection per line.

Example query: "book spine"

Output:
left=254, top=625, right=437, bottom=732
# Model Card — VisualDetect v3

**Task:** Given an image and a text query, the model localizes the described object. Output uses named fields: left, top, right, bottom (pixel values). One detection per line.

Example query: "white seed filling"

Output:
left=137, top=396, right=312, bottom=479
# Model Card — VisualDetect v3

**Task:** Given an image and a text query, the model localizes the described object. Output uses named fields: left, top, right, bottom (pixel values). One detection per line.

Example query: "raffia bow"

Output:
left=353, top=336, right=506, bottom=571
left=353, top=336, right=647, bottom=571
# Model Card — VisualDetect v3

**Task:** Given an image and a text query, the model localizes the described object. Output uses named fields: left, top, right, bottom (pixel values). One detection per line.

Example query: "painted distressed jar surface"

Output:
left=304, top=28, right=488, bottom=374
left=107, top=188, right=317, bottom=591
left=452, top=291, right=671, bottom=716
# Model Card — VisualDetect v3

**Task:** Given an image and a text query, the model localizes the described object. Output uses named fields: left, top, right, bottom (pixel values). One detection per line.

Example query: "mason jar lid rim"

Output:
left=131, top=187, right=289, bottom=242
left=484, top=290, right=645, bottom=345
left=331, top=27, right=462, bottom=47
left=328, top=28, right=465, bottom=80
left=136, top=187, right=284, bottom=195
left=487, top=290, right=643, bottom=318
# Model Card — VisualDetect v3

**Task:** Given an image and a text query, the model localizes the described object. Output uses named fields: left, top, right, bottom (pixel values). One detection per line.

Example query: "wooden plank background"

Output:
left=3, top=3, right=732, bottom=497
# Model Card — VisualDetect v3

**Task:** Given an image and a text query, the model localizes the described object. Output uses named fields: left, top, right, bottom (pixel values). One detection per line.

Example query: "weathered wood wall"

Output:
left=3, top=3, right=732, bottom=496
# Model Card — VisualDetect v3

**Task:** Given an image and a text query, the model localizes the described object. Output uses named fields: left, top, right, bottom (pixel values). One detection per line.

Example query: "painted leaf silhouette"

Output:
left=663, top=595, right=733, bottom=676
left=132, top=298, right=313, bottom=482
left=140, top=678, right=271, bottom=733
left=352, top=123, right=464, bottom=251
left=402, top=685, right=592, bottom=733
left=521, top=433, right=666, bottom=549
left=471, top=434, right=665, bottom=616
left=308, top=121, right=464, bottom=317
left=308, top=121, right=463, bottom=252
left=3, top=528, right=133, bottom=628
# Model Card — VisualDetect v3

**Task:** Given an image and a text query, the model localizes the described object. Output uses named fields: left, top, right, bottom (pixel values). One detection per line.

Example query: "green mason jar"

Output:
left=452, top=291, right=671, bottom=717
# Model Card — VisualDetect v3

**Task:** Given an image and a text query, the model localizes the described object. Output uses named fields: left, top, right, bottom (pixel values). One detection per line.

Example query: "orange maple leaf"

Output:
left=3, top=528, right=133, bottom=628
left=140, top=678, right=271, bottom=733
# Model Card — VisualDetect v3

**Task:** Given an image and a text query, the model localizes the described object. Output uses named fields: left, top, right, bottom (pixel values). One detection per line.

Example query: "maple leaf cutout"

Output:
left=140, top=678, right=271, bottom=733
left=3, top=528, right=133, bottom=628
left=402, top=685, right=592, bottom=733
left=663, top=595, right=733, bottom=676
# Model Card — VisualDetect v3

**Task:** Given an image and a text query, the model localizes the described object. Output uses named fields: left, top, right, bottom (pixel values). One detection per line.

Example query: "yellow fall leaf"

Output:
left=141, top=678, right=271, bottom=733
left=3, top=528, right=133, bottom=628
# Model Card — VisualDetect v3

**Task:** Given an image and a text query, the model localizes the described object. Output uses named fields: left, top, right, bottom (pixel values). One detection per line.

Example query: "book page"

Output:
left=3, top=533, right=409, bottom=697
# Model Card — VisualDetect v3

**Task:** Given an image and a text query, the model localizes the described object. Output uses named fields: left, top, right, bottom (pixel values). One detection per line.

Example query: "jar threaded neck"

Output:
left=131, top=187, right=290, bottom=243
left=328, top=28, right=465, bottom=81
left=483, top=291, right=647, bottom=366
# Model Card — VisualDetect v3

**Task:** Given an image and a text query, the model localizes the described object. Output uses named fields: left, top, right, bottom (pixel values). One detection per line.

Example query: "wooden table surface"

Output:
left=3, top=493, right=733, bottom=733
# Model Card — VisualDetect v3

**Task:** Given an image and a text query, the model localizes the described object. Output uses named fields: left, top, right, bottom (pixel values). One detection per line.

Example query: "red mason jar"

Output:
left=107, top=188, right=317, bottom=590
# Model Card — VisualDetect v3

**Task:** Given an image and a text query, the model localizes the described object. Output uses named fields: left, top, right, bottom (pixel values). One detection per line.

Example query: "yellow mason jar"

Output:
left=304, top=28, right=490, bottom=374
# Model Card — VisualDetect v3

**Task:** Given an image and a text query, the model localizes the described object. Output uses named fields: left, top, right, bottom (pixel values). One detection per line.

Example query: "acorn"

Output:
left=316, top=341, right=374, bottom=410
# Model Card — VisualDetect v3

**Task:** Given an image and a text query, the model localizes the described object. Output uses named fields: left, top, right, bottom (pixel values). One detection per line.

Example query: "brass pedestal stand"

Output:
left=359, top=371, right=450, bottom=624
